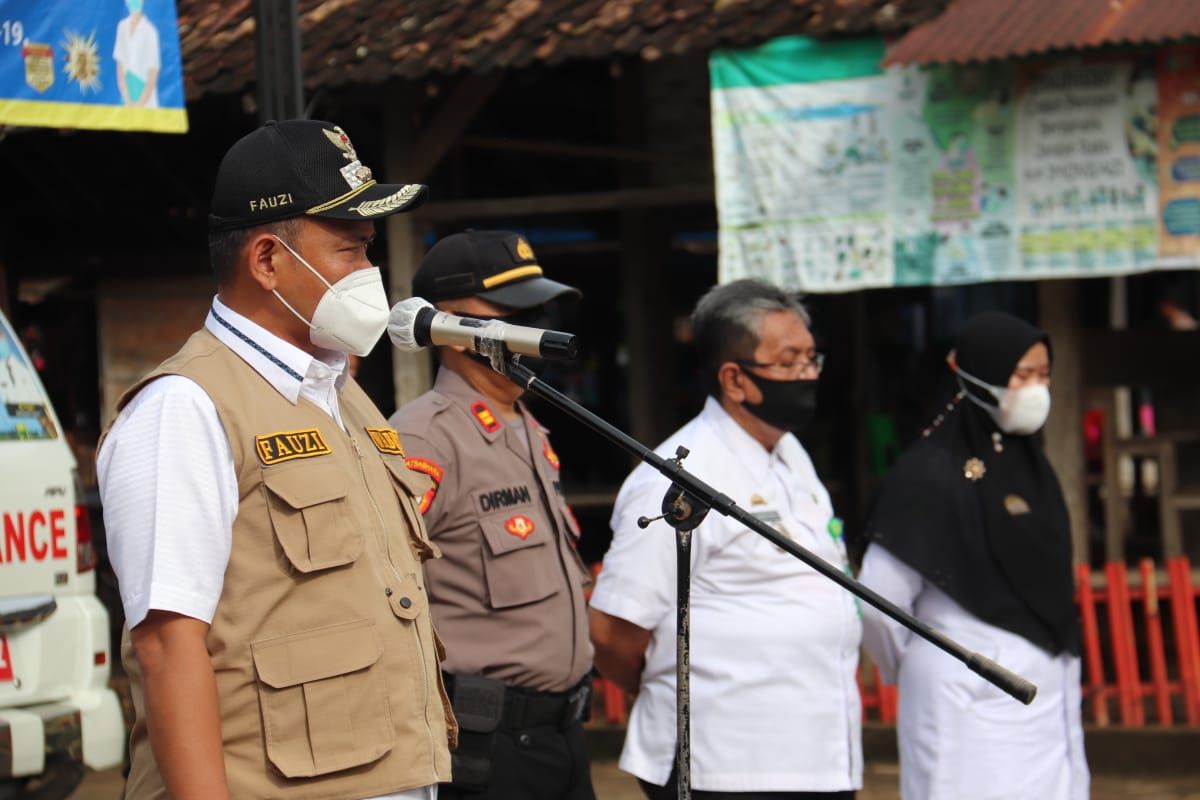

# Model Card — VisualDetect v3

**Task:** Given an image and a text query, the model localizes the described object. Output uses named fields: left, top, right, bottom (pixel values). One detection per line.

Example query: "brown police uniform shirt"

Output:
left=389, top=367, right=593, bottom=693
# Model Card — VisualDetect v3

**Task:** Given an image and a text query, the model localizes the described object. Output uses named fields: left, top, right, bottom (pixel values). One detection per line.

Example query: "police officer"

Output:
left=389, top=230, right=596, bottom=800
left=98, top=120, right=455, bottom=799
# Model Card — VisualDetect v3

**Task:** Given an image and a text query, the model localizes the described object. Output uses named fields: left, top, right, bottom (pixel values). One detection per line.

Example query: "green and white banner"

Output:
left=711, top=37, right=1200, bottom=291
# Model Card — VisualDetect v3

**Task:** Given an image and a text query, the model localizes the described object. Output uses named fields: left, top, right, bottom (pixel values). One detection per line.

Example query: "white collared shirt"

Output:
left=590, top=397, right=863, bottom=793
left=98, top=298, right=434, bottom=800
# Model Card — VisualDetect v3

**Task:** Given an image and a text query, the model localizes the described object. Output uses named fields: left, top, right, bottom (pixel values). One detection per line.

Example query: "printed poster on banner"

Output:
left=1157, top=46, right=1200, bottom=259
left=712, top=37, right=895, bottom=292
left=0, top=0, right=187, bottom=133
left=1015, top=56, right=1158, bottom=275
left=711, top=37, right=1200, bottom=292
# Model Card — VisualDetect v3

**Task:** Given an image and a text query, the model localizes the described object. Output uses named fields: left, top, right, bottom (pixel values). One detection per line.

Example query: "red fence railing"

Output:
left=591, top=557, right=1200, bottom=728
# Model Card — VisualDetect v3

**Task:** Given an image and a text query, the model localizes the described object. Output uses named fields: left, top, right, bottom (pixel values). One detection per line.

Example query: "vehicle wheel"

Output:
left=13, top=755, right=84, bottom=800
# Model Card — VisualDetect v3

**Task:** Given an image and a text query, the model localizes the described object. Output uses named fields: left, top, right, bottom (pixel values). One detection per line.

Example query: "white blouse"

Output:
left=859, top=544, right=1089, bottom=800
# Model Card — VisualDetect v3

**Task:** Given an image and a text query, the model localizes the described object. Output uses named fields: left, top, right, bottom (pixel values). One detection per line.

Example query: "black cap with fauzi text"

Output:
left=209, top=119, right=428, bottom=231
left=413, top=230, right=581, bottom=310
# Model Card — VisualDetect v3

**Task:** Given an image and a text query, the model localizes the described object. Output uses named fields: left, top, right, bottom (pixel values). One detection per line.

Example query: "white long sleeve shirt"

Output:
left=590, top=397, right=862, bottom=793
left=859, top=544, right=1089, bottom=800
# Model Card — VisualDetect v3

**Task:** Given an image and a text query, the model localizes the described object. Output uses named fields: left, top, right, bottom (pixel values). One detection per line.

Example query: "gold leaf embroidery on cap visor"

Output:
left=347, top=184, right=424, bottom=216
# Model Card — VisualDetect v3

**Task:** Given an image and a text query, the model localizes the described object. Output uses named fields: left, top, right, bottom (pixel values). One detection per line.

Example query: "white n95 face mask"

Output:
left=272, top=236, right=390, bottom=356
left=957, top=367, right=1052, bottom=436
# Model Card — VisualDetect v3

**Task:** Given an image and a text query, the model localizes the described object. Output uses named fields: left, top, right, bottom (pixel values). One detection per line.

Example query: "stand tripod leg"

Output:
left=676, top=526, right=692, bottom=800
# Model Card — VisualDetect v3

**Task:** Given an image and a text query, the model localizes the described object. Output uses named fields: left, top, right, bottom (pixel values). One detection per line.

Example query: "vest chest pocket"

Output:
left=479, top=512, right=561, bottom=609
left=263, top=461, right=363, bottom=572
left=251, top=619, right=395, bottom=777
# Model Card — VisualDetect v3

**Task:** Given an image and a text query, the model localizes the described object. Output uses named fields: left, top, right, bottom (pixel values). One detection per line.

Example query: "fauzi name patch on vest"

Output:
left=255, top=428, right=332, bottom=465
left=365, top=427, right=405, bottom=456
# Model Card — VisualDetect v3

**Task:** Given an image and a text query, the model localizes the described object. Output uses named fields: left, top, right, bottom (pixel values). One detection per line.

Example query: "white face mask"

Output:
left=957, top=366, right=1052, bottom=436
left=272, top=236, right=390, bottom=357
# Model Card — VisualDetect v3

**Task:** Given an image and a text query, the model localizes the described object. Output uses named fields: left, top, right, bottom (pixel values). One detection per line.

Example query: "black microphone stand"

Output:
left=503, top=356, right=1037, bottom=800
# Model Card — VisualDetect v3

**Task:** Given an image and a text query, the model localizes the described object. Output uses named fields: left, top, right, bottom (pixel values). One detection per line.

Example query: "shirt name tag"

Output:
left=365, top=427, right=405, bottom=456
left=255, top=428, right=332, bottom=465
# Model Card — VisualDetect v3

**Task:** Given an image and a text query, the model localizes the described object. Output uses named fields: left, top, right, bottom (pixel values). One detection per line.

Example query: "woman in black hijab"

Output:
left=858, top=311, right=1089, bottom=800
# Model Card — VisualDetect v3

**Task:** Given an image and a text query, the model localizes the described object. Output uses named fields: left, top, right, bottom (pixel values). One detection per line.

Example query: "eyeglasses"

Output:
left=736, top=352, right=826, bottom=378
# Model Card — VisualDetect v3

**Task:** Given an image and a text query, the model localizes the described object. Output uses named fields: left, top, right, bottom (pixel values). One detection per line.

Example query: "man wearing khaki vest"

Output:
left=98, top=120, right=456, bottom=800
left=389, top=231, right=595, bottom=800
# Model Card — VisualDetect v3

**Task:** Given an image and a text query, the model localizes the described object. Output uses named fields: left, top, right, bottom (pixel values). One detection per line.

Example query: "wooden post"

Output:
left=383, top=74, right=505, bottom=412
left=617, top=61, right=674, bottom=446
left=384, top=83, right=433, bottom=412
left=1038, top=279, right=1089, bottom=564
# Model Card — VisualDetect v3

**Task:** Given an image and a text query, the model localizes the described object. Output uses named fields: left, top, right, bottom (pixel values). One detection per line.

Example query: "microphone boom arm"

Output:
left=502, top=356, right=1038, bottom=706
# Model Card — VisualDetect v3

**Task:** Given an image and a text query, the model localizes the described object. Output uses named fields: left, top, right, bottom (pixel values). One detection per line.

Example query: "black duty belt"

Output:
left=444, top=672, right=591, bottom=731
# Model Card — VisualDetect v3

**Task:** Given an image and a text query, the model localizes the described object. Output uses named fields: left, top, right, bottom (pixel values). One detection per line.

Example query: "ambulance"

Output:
left=0, top=308, right=124, bottom=795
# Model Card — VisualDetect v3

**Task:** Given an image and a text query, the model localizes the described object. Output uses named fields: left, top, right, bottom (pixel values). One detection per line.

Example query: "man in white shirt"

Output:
left=589, top=279, right=862, bottom=799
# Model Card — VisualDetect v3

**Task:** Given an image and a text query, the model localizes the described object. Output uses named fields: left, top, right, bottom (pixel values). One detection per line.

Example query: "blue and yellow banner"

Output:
left=0, top=0, right=187, bottom=133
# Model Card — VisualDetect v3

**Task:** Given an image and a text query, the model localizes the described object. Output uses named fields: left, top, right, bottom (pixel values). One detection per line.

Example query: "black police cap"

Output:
left=414, top=230, right=581, bottom=310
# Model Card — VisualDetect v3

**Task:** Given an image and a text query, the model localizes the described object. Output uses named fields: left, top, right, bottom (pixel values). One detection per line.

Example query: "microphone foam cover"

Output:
left=388, top=296, right=434, bottom=352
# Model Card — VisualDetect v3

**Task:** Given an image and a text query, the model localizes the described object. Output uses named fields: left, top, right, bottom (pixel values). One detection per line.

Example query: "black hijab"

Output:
left=865, top=312, right=1080, bottom=656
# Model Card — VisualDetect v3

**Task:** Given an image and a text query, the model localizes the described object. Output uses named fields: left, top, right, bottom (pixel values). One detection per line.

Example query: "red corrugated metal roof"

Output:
left=884, top=0, right=1200, bottom=65
left=178, top=0, right=948, bottom=99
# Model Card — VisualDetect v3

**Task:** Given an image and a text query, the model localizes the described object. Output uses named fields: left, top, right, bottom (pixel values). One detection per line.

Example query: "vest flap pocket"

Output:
left=251, top=619, right=395, bottom=778
left=263, top=461, right=363, bottom=572
left=263, top=460, right=349, bottom=508
left=252, top=619, right=383, bottom=688
left=479, top=514, right=559, bottom=609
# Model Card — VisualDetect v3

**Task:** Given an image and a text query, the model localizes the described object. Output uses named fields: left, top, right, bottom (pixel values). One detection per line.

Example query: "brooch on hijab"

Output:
left=1004, top=494, right=1031, bottom=515
left=964, top=457, right=986, bottom=481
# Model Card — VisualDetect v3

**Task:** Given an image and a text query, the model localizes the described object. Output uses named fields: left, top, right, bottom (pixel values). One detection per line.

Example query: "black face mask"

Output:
left=739, top=369, right=818, bottom=434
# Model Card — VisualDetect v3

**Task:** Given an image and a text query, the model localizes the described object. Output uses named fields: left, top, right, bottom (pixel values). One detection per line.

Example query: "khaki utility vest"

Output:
left=108, top=329, right=456, bottom=799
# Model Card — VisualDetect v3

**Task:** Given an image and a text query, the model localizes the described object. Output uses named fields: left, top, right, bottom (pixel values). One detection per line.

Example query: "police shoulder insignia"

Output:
left=255, top=428, right=332, bottom=465
left=365, top=427, right=405, bottom=456
left=471, top=401, right=501, bottom=433
left=404, top=457, right=444, bottom=515
left=405, top=456, right=445, bottom=485
left=543, top=438, right=561, bottom=470
left=505, top=515, right=536, bottom=540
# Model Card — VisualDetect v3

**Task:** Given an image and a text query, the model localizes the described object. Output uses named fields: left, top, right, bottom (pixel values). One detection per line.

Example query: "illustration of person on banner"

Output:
left=114, top=0, right=160, bottom=108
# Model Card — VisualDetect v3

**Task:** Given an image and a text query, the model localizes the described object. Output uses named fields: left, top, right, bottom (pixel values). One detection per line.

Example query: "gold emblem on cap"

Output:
left=750, top=494, right=767, bottom=506
left=516, top=238, right=535, bottom=260
left=323, top=126, right=358, bottom=161
left=963, top=457, right=986, bottom=482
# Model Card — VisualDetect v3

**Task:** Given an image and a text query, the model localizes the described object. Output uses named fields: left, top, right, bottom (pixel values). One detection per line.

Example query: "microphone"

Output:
left=388, top=297, right=578, bottom=360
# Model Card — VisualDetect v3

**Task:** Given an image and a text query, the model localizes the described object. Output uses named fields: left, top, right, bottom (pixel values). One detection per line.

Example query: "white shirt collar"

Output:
left=698, top=395, right=784, bottom=480
left=205, top=296, right=347, bottom=405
